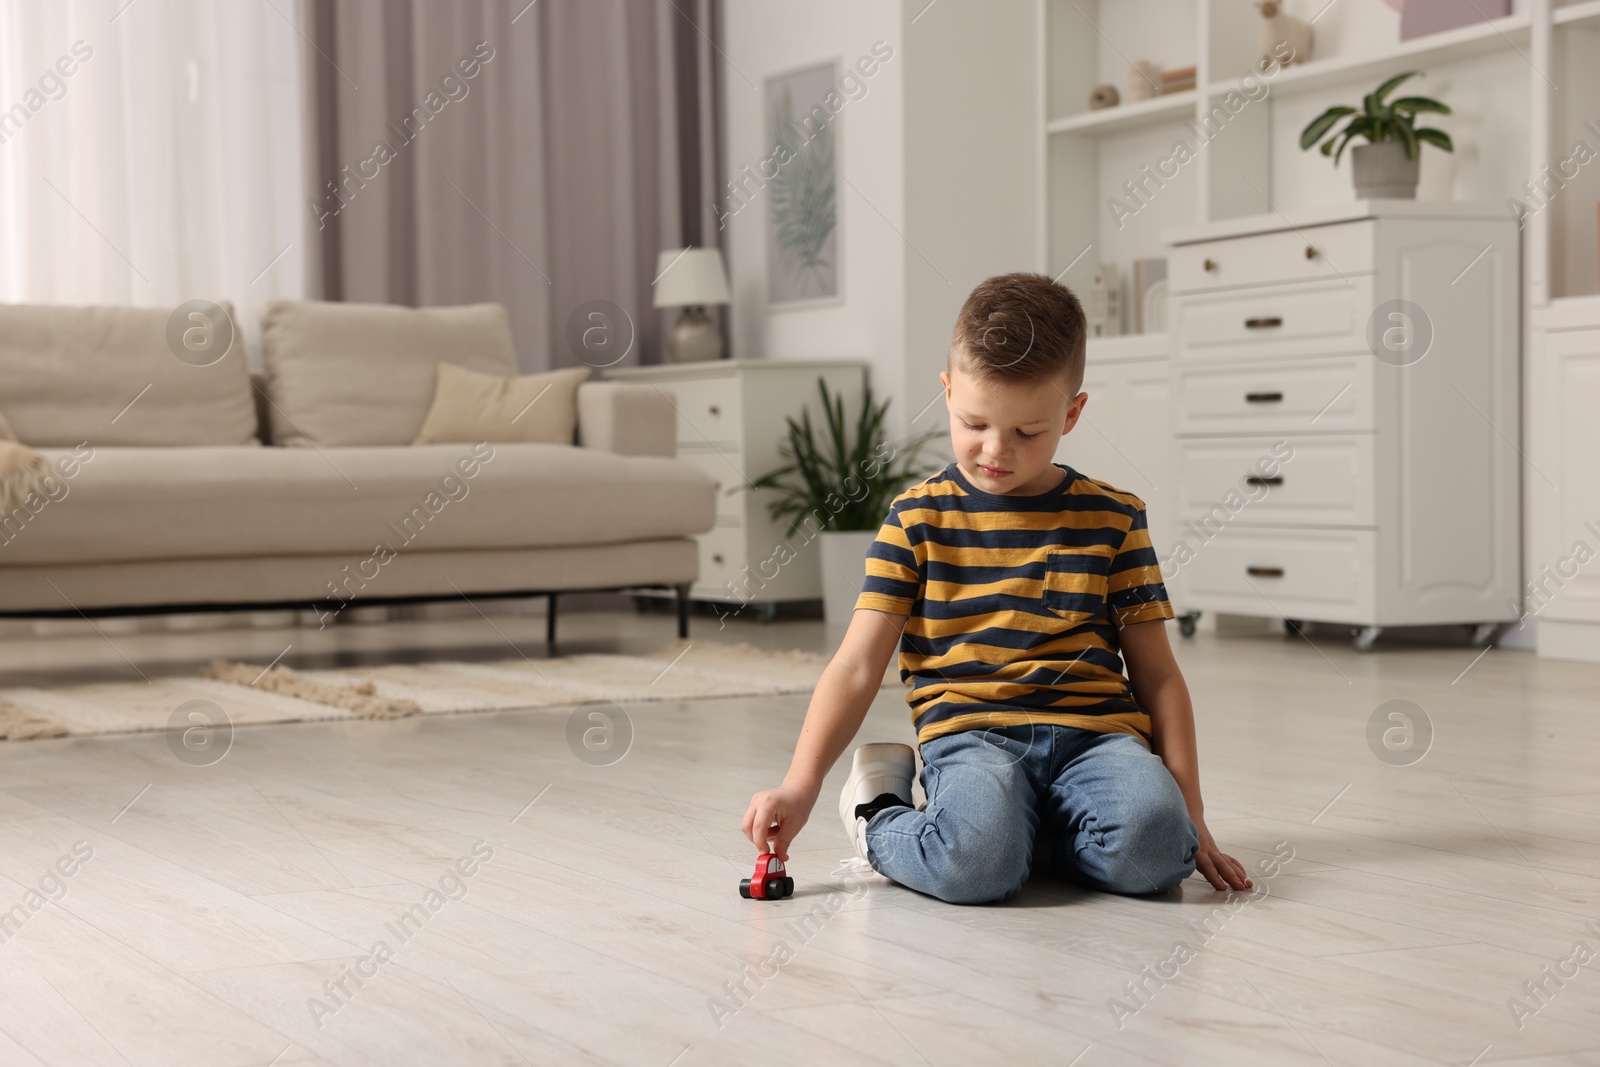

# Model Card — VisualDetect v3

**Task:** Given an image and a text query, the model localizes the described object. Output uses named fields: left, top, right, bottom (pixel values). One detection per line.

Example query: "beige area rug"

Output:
left=0, top=641, right=883, bottom=741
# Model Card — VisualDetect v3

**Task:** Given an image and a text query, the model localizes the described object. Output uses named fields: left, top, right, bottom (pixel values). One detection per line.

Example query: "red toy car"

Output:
left=739, top=852, right=794, bottom=900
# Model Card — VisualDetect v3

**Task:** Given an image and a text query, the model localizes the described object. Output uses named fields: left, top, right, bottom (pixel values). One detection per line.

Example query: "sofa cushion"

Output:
left=0, top=302, right=257, bottom=447
left=259, top=301, right=518, bottom=448
left=1, top=444, right=715, bottom=566
left=413, top=363, right=589, bottom=445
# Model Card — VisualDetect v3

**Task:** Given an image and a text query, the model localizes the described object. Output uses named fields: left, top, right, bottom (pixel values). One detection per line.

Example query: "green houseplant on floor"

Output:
left=747, top=379, right=940, bottom=624
left=1299, top=71, right=1453, bottom=199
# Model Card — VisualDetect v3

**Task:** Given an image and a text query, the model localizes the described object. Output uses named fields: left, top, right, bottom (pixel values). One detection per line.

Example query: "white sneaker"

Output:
left=838, top=742, right=915, bottom=860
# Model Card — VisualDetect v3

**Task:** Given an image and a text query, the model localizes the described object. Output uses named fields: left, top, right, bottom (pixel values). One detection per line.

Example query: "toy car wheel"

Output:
left=775, top=876, right=794, bottom=898
left=739, top=879, right=752, bottom=898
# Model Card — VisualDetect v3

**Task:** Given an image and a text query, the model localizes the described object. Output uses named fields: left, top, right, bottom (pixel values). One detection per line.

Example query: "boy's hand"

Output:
left=741, top=783, right=819, bottom=862
left=1194, top=819, right=1253, bottom=891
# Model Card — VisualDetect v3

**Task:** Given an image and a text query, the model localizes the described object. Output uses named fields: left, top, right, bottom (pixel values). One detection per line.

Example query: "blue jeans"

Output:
left=864, top=725, right=1199, bottom=904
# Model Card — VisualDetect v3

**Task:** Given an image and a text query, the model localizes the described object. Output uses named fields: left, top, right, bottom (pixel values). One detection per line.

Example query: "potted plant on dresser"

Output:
left=1299, top=71, right=1453, bottom=199
left=747, top=379, right=939, bottom=625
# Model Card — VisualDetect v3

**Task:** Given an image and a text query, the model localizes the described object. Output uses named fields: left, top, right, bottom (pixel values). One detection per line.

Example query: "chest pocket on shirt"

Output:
left=1042, top=547, right=1113, bottom=623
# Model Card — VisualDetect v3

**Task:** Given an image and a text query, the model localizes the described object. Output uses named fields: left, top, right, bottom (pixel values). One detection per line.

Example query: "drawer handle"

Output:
left=1245, top=317, right=1283, bottom=329
left=1244, top=475, right=1283, bottom=487
left=708, top=404, right=721, bottom=416
left=711, top=552, right=725, bottom=565
left=1203, top=258, right=1218, bottom=273
left=1305, top=245, right=1318, bottom=260
left=1247, top=566, right=1285, bottom=578
left=1245, top=391, right=1284, bottom=404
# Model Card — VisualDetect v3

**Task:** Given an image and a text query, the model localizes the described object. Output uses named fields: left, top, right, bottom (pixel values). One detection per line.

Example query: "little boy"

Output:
left=741, top=272, right=1252, bottom=904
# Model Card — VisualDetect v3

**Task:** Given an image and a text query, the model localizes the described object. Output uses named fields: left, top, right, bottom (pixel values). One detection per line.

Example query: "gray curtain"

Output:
left=300, top=0, right=724, bottom=370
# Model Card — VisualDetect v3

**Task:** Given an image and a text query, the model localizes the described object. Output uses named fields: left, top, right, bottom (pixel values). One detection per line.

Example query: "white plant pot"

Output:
left=1351, top=141, right=1420, bottom=199
left=819, top=529, right=879, bottom=626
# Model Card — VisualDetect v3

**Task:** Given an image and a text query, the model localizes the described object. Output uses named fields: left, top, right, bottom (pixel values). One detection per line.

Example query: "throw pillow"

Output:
left=413, top=363, right=590, bottom=445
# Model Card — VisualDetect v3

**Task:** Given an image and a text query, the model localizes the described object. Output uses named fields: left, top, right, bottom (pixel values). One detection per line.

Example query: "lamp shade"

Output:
left=653, top=248, right=730, bottom=308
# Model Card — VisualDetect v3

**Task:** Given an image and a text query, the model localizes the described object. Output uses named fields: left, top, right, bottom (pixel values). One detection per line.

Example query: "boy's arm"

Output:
left=1119, top=619, right=1253, bottom=891
left=741, top=607, right=906, bottom=860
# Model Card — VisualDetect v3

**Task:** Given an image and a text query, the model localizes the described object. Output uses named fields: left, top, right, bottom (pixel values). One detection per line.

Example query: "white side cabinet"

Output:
left=1530, top=297, right=1600, bottom=662
left=1162, top=202, right=1521, bottom=647
left=604, top=360, right=866, bottom=613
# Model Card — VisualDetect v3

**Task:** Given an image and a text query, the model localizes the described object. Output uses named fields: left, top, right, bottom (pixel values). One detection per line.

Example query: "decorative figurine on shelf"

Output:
left=1088, top=83, right=1120, bottom=110
left=1126, top=60, right=1158, bottom=102
left=739, top=853, right=794, bottom=900
left=1258, top=1, right=1312, bottom=67
left=1088, top=263, right=1124, bottom=338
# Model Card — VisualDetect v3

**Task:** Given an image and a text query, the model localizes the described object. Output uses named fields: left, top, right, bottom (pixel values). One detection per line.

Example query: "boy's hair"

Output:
left=949, top=272, right=1087, bottom=392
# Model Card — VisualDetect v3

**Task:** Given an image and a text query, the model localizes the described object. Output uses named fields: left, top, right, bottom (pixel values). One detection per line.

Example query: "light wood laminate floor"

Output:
left=0, top=607, right=1597, bottom=1066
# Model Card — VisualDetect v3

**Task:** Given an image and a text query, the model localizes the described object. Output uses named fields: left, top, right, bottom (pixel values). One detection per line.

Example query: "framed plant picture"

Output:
left=765, top=60, right=841, bottom=309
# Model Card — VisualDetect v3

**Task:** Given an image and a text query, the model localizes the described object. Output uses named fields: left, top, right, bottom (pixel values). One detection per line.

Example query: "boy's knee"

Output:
left=927, top=837, right=1030, bottom=905
left=1093, top=848, right=1194, bottom=895
left=1085, top=796, right=1197, bottom=895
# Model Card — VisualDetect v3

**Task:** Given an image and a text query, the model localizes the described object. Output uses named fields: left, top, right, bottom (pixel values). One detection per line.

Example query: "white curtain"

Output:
left=0, top=0, right=305, bottom=362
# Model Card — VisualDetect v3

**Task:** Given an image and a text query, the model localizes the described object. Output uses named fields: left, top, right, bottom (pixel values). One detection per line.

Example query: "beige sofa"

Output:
left=0, top=300, right=715, bottom=641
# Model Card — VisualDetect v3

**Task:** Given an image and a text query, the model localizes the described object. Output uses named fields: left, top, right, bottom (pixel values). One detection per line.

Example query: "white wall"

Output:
left=900, top=0, right=1039, bottom=442
left=720, top=0, right=1039, bottom=440
left=721, top=1, right=907, bottom=401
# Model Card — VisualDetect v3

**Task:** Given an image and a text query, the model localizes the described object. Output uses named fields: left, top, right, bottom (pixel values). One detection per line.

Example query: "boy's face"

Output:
left=941, top=356, right=1088, bottom=496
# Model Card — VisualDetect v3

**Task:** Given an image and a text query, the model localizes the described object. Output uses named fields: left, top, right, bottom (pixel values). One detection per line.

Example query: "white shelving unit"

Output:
left=1036, top=0, right=1588, bottom=295
left=1555, top=0, right=1600, bottom=26
left=1045, top=93, right=1195, bottom=136
left=1249, top=11, right=1530, bottom=95
left=1529, top=0, right=1600, bottom=661
left=1038, top=0, right=1600, bottom=655
left=1530, top=296, right=1600, bottom=661
left=1053, top=334, right=1172, bottom=573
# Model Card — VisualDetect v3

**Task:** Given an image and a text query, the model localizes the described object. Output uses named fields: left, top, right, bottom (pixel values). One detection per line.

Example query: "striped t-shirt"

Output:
left=855, top=462, right=1174, bottom=746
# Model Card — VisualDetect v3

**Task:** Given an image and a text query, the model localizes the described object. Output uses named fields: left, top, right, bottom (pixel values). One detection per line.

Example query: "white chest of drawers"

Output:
left=604, top=359, right=866, bottom=613
left=1530, top=297, right=1600, bottom=662
left=1161, top=202, right=1521, bottom=646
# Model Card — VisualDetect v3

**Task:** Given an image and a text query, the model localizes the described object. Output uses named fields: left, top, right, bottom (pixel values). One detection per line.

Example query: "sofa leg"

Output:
left=546, top=592, right=558, bottom=652
left=674, top=584, right=691, bottom=639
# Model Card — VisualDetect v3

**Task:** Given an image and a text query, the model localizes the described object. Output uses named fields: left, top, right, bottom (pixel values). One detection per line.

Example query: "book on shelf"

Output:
left=1158, top=65, right=1196, bottom=95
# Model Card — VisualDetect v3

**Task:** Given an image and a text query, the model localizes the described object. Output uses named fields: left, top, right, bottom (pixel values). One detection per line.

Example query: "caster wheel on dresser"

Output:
left=1352, top=625, right=1382, bottom=652
left=1177, top=612, right=1200, bottom=638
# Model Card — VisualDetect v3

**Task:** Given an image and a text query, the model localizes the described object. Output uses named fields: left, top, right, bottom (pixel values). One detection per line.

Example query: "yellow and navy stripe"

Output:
left=855, top=462, right=1173, bottom=746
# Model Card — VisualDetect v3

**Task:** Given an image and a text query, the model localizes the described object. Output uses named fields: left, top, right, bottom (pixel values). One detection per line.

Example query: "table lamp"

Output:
left=653, top=247, right=730, bottom=362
